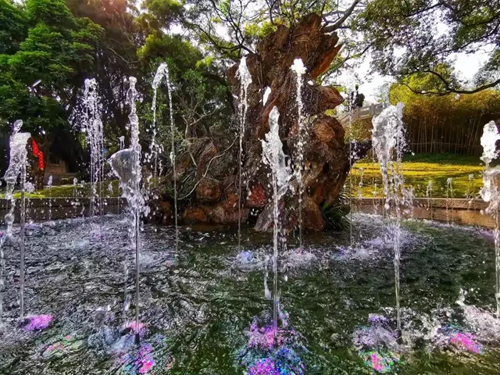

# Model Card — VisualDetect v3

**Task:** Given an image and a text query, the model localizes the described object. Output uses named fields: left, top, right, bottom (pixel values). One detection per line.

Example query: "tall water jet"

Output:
left=425, top=180, right=434, bottom=220
left=291, top=58, right=306, bottom=248
left=372, top=103, right=406, bottom=334
left=47, top=175, right=53, bottom=222
left=261, top=107, right=292, bottom=332
left=150, top=65, right=167, bottom=187
left=358, top=168, right=365, bottom=201
left=109, top=77, right=147, bottom=327
left=479, top=121, right=500, bottom=316
left=151, top=63, right=178, bottom=249
left=467, top=174, right=475, bottom=199
left=0, top=120, right=31, bottom=321
left=82, top=79, right=104, bottom=228
left=446, top=177, right=454, bottom=224
left=236, top=57, right=252, bottom=251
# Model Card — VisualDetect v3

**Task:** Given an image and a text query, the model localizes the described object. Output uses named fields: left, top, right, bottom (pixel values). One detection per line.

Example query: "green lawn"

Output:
left=0, top=180, right=122, bottom=199
left=0, top=154, right=486, bottom=200
left=349, top=153, right=485, bottom=199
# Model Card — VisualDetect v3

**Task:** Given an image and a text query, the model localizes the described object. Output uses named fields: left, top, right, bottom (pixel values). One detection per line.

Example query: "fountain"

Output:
left=290, top=58, right=306, bottom=248
left=371, top=103, right=406, bottom=334
left=358, top=167, right=365, bottom=201
left=0, top=120, right=31, bottom=321
left=426, top=180, right=433, bottom=219
left=46, top=175, right=52, bottom=222
left=151, top=63, right=178, bottom=249
left=150, top=66, right=164, bottom=186
left=236, top=57, right=252, bottom=251
left=109, top=77, right=148, bottom=327
left=82, top=78, right=104, bottom=228
left=1, top=30, right=499, bottom=374
left=446, top=177, right=454, bottom=224
left=479, top=121, right=500, bottom=316
left=261, top=106, right=292, bottom=332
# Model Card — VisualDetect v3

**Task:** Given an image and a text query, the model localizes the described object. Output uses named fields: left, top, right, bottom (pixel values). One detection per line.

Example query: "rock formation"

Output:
left=155, top=13, right=371, bottom=231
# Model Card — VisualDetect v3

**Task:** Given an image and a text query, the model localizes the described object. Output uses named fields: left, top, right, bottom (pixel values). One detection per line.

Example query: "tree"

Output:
left=67, top=0, right=141, bottom=144
left=0, top=0, right=102, bottom=173
left=390, top=71, right=500, bottom=155
left=358, top=0, right=500, bottom=95
left=151, top=0, right=364, bottom=62
left=0, top=0, right=27, bottom=55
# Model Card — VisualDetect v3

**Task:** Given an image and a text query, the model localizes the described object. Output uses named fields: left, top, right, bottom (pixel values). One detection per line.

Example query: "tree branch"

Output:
left=323, top=0, right=361, bottom=32
left=402, top=72, right=500, bottom=96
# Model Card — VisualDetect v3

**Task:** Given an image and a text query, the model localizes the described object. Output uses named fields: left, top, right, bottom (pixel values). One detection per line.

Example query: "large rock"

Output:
left=195, top=178, right=222, bottom=203
left=183, top=207, right=208, bottom=224
left=226, top=13, right=370, bottom=231
left=164, top=13, right=371, bottom=231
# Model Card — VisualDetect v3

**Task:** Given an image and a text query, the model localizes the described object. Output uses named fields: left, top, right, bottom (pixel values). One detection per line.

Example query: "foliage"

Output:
left=349, top=153, right=485, bottom=199
left=0, top=0, right=103, bottom=173
left=171, top=0, right=362, bottom=62
left=390, top=75, right=500, bottom=155
left=357, top=0, right=500, bottom=94
left=321, top=191, right=350, bottom=230
left=0, top=0, right=27, bottom=55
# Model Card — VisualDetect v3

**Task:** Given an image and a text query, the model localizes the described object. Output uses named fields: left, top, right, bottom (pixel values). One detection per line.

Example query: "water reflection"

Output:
left=0, top=214, right=499, bottom=374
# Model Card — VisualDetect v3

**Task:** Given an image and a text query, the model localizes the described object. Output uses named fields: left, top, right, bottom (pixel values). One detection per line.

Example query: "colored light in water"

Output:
left=360, top=350, right=400, bottom=373
left=238, top=315, right=305, bottom=375
left=115, top=331, right=172, bottom=375
left=449, top=332, right=483, bottom=354
left=24, top=315, right=53, bottom=331
left=42, top=335, right=77, bottom=357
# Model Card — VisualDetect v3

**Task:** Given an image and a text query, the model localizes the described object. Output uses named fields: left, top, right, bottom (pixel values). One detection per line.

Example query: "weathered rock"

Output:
left=222, top=192, right=239, bottom=211
left=195, top=178, right=222, bottom=203
left=163, top=13, right=372, bottom=231
left=246, top=183, right=267, bottom=208
left=183, top=207, right=208, bottom=224
left=302, top=196, right=325, bottom=231
left=226, top=13, right=371, bottom=231
left=208, top=204, right=249, bottom=225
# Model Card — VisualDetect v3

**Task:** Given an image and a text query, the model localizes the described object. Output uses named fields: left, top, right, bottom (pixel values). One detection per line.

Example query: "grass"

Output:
left=0, top=180, right=122, bottom=199
left=0, top=154, right=486, bottom=200
left=348, top=153, right=485, bottom=199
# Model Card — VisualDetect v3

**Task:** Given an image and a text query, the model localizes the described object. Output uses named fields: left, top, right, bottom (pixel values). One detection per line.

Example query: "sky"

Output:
left=12, top=0, right=493, bottom=103
left=341, top=47, right=494, bottom=104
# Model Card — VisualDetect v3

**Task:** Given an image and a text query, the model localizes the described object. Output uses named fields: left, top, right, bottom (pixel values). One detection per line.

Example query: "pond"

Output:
left=1, top=214, right=500, bottom=374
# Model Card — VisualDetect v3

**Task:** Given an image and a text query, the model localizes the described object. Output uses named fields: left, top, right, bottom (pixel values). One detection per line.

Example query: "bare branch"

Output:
left=323, top=0, right=361, bottom=32
left=178, top=138, right=237, bottom=200
left=402, top=71, right=500, bottom=96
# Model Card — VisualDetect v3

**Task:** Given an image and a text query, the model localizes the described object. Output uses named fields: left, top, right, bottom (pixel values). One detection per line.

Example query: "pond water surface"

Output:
left=1, top=214, right=500, bottom=374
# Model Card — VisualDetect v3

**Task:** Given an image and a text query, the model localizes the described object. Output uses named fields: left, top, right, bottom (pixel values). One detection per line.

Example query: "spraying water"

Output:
left=261, top=107, right=292, bottom=333
left=236, top=57, right=252, bottom=251
left=372, top=103, right=406, bottom=334
left=150, top=64, right=167, bottom=186
left=358, top=168, right=365, bottom=201
left=47, top=175, right=53, bottom=222
left=150, top=63, right=178, bottom=249
left=479, top=121, right=500, bottom=316
left=467, top=174, right=475, bottom=199
left=446, top=178, right=454, bottom=224
left=82, top=79, right=104, bottom=229
left=425, top=180, right=434, bottom=220
left=291, top=58, right=307, bottom=248
left=109, top=77, right=148, bottom=328
left=373, top=181, right=378, bottom=214
left=0, top=120, right=31, bottom=321
left=119, top=136, right=125, bottom=151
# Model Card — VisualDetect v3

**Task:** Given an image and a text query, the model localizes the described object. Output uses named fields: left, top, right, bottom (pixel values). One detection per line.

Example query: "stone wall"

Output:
left=0, top=197, right=126, bottom=224
left=355, top=198, right=495, bottom=228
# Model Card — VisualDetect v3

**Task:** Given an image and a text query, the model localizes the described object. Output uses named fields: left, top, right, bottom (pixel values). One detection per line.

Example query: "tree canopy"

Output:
left=358, top=0, right=500, bottom=94
left=0, top=0, right=498, bottom=176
